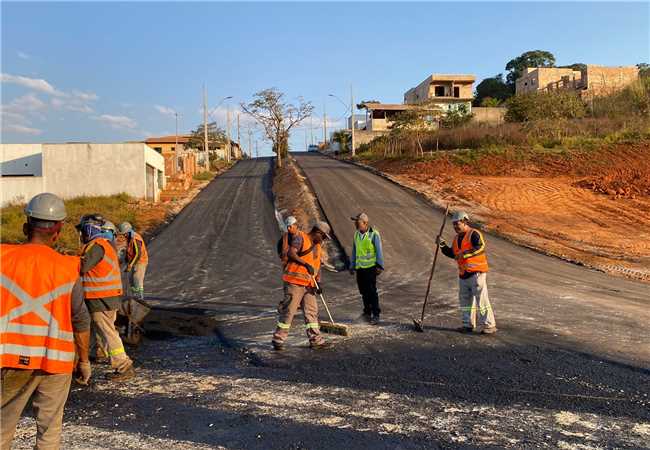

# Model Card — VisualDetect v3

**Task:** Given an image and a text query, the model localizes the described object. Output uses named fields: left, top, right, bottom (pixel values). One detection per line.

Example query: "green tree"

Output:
left=241, top=88, right=313, bottom=168
left=505, top=91, right=586, bottom=122
left=440, top=104, right=473, bottom=128
left=474, top=73, right=512, bottom=105
left=332, top=129, right=350, bottom=152
left=186, top=122, right=226, bottom=152
left=389, top=103, right=442, bottom=157
left=638, top=63, right=650, bottom=78
left=505, top=50, right=556, bottom=87
left=480, top=97, right=502, bottom=107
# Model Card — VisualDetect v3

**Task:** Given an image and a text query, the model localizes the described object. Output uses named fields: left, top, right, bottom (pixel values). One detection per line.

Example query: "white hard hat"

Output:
left=118, top=222, right=133, bottom=234
left=24, top=193, right=67, bottom=222
left=452, top=211, right=469, bottom=222
left=285, top=216, right=298, bottom=227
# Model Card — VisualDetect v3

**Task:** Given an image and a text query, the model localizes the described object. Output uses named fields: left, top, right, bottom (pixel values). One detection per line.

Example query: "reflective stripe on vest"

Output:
left=452, top=228, right=489, bottom=276
left=127, top=232, right=149, bottom=264
left=282, top=231, right=321, bottom=287
left=354, top=230, right=378, bottom=269
left=1, top=243, right=79, bottom=374
left=82, top=238, right=123, bottom=299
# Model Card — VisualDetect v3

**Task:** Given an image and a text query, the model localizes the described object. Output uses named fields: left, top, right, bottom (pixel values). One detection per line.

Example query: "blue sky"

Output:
left=2, top=1, right=648, bottom=155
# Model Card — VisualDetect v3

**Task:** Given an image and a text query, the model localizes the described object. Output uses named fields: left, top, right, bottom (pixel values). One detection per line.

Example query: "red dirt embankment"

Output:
left=366, top=142, right=650, bottom=282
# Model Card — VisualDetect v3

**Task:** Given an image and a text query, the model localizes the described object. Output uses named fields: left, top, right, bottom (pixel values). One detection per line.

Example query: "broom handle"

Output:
left=312, top=277, right=335, bottom=323
left=420, top=204, right=449, bottom=321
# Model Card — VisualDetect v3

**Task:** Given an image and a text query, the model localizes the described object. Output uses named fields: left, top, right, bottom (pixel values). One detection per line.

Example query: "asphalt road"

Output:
left=145, top=158, right=282, bottom=345
left=135, top=154, right=649, bottom=448
left=293, top=152, right=650, bottom=366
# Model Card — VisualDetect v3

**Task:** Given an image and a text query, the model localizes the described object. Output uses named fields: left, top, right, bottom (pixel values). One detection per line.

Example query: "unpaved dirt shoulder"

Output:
left=330, top=153, right=650, bottom=283
left=273, top=156, right=346, bottom=269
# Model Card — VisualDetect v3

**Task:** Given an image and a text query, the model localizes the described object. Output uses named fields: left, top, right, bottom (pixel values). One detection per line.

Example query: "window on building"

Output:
left=453, top=87, right=460, bottom=98
left=434, top=86, right=445, bottom=97
left=171, top=146, right=175, bottom=151
left=154, top=147, right=163, bottom=153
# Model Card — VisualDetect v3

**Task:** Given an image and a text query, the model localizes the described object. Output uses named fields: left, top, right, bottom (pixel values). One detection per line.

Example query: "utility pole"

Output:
left=248, top=128, right=253, bottom=159
left=310, top=116, right=314, bottom=145
left=203, top=85, right=209, bottom=170
left=255, top=140, right=259, bottom=158
left=174, top=111, right=179, bottom=173
left=350, top=84, right=356, bottom=157
left=305, top=129, right=308, bottom=151
left=237, top=113, right=241, bottom=157
left=323, top=103, right=327, bottom=148
left=226, top=109, right=232, bottom=163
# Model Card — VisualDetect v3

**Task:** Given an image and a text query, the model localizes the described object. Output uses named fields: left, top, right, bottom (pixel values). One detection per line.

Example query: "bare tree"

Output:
left=241, top=88, right=313, bottom=168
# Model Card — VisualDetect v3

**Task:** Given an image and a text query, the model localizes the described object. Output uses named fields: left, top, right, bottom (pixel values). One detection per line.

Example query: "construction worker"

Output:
left=272, top=221, right=333, bottom=351
left=78, top=215, right=135, bottom=380
left=278, top=216, right=299, bottom=266
left=437, top=211, right=497, bottom=334
left=117, top=222, right=148, bottom=302
left=1, top=193, right=92, bottom=449
left=349, top=213, right=384, bottom=325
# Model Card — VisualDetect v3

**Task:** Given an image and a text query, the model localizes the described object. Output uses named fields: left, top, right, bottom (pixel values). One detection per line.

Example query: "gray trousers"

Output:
left=458, top=272, right=496, bottom=329
left=1, top=369, right=72, bottom=450
left=129, top=263, right=147, bottom=300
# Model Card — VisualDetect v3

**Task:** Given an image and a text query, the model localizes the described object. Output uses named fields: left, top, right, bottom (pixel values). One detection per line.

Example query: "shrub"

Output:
left=591, top=77, right=650, bottom=118
left=505, top=90, right=587, bottom=122
left=193, top=171, right=215, bottom=181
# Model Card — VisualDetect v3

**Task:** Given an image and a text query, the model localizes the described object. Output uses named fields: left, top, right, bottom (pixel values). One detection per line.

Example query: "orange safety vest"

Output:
left=82, top=238, right=123, bottom=299
left=1, top=243, right=81, bottom=374
left=126, top=232, right=148, bottom=265
left=282, top=231, right=321, bottom=287
left=452, top=228, right=489, bottom=276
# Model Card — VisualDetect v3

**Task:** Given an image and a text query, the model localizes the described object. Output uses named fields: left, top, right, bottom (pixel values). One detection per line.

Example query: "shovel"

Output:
left=413, top=204, right=449, bottom=332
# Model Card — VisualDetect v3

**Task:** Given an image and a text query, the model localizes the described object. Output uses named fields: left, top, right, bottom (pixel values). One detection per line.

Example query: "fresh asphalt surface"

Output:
left=142, top=154, right=649, bottom=448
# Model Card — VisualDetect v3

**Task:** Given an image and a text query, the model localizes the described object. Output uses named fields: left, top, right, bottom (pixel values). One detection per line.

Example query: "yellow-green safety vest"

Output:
left=354, top=229, right=379, bottom=269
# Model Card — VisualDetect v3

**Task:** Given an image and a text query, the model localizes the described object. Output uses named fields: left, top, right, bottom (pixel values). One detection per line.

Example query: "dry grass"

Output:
left=2, top=193, right=143, bottom=254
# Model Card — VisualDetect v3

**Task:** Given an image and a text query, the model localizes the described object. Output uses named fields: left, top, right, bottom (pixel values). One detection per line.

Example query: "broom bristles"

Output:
left=319, top=321, right=350, bottom=336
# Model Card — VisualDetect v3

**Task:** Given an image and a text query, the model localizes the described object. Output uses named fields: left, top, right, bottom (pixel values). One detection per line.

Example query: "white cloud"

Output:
left=66, top=104, right=94, bottom=113
left=93, top=114, right=137, bottom=130
left=3, top=93, right=47, bottom=113
left=3, top=124, right=43, bottom=135
left=0, top=73, right=64, bottom=96
left=17, top=51, right=30, bottom=60
left=155, top=105, right=176, bottom=117
left=72, top=90, right=99, bottom=101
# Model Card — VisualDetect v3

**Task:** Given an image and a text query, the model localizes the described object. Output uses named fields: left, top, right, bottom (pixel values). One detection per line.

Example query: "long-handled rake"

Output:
left=413, top=204, right=449, bottom=332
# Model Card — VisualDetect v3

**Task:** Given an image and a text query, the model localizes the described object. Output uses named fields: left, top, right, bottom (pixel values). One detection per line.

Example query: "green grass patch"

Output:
left=1, top=193, right=137, bottom=254
left=193, top=171, right=216, bottom=181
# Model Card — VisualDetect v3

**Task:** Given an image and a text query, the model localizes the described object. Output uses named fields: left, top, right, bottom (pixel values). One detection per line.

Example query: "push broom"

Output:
left=413, top=204, right=449, bottom=332
left=312, top=277, right=350, bottom=336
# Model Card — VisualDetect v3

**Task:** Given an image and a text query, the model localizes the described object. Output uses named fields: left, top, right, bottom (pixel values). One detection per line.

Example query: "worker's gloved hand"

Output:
left=315, top=284, right=323, bottom=295
left=75, top=360, right=92, bottom=385
left=375, top=266, right=384, bottom=276
left=349, top=268, right=355, bottom=275
left=436, top=236, right=446, bottom=247
left=304, top=264, right=315, bottom=276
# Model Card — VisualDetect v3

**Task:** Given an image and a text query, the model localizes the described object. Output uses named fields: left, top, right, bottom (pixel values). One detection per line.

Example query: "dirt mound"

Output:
left=363, top=142, right=650, bottom=282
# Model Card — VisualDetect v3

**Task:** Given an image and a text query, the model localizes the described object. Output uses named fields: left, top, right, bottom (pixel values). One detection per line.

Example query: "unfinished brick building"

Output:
left=515, top=65, right=639, bottom=98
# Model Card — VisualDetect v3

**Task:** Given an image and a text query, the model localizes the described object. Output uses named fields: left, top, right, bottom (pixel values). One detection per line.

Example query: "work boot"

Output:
left=370, top=315, right=380, bottom=326
left=309, top=341, right=333, bottom=350
left=481, top=327, right=498, bottom=335
left=456, top=326, right=474, bottom=334
left=272, top=341, right=285, bottom=351
left=109, top=365, right=135, bottom=382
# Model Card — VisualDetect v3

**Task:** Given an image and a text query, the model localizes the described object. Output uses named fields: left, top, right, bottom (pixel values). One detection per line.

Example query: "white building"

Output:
left=1, top=143, right=165, bottom=206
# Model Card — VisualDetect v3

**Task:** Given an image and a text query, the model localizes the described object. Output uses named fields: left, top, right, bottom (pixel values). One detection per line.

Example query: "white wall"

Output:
left=1, top=143, right=166, bottom=206
left=1, top=144, right=43, bottom=176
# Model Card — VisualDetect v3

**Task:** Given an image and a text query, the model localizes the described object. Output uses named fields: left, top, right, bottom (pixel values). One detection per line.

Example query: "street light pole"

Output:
left=175, top=111, right=179, bottom=173
left=350, top=84, right=355, bottom=157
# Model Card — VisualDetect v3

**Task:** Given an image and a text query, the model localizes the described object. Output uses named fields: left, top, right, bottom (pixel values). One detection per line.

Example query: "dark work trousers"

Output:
left=356, top=267, right=380, bottom=317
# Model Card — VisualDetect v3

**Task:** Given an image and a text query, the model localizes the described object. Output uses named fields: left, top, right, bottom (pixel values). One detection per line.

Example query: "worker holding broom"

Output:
left=437, top=211, right=497, bottom=334
left=272, top=221, right=333, bottom=350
